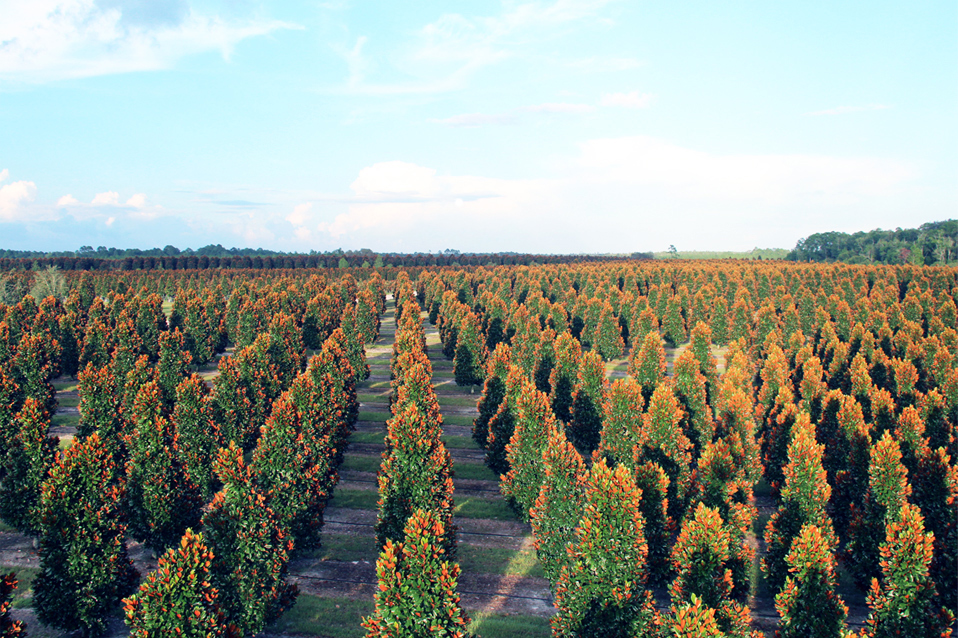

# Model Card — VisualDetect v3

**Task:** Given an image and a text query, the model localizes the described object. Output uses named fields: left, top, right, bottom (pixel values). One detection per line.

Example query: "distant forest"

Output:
left=787, top=220, right=957, bottom=265
left=0, top=245, right=626, bottom=271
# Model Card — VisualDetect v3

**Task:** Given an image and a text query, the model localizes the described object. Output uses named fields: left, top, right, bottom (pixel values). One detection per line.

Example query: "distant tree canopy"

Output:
left=788, top=220, right=958, bottom=266
left=0, top=247, right=624, bottom=272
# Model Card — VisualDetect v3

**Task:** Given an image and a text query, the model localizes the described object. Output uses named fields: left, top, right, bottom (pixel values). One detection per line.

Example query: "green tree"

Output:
left=552, top=459, right=659, bottom=638
left=123, top=529, right=239, bottom=638
left=501, top=379, right=555, bottom=519
left=860, top=503, right=954, bottom=638
left=202, top=444, right=297, bottom=635
left=530, top=424, right=587, bottom=585
left=362, top=509, right=470, bottom=638
left=774, top=524, right=850, bottom=638
left=34, top=433, right=138, bottom=637
left=0, top=398, right=58, bottom=535
left=763, top=412, right=835, bottom=595
left=375, top=399, right=456, bottom=557
left=126, top=382, right=203, bottom=554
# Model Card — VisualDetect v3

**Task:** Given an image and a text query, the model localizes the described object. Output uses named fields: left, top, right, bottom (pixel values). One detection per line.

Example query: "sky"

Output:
left=0, top=0, right=955, bottom=254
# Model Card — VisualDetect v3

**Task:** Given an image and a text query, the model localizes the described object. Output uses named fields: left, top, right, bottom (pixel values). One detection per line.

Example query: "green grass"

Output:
left=0, top=519, right=13, bottom=532
left=458, top=545, right=545, bottom=579
left=357, top=392, right=391, bottom=403
left=442, top=434, right=480, bottom=449
left=358, top=410, right=391, bottom=423
left=651, top=248, right=788, bottom=260
left=467, top=612, right=552, bottom=637
left=268, top=594, right=374, bottom=638
left=318, top=533, right=378, bottom=562
left=452, top=460, right=498, bottom=481
left=57, top=395, right=80, bottom=408
left=51, top=414, right=80, bottom=428
left=340, top=455, right=383, bottom=474
left=455, top=496, right=517, bottom=521
left=436, top=395, right=481, bottom=407
left=58, top=435, right=74, bottom=451
left=329, top=489, right=379, bottom=510
left=8, top=567, right=39, bottom=609
left=52, top=380, right=78, bottom=392
left=329, top=489, right=515, bottom=521
left=349, top=431, right=384, bottom=445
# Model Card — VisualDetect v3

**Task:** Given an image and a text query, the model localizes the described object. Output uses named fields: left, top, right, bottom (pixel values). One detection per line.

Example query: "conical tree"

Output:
left=774, top=523, right=849, bottom=638
left=552, top=458, right=659, bottom=638
left=453, top=311, right=486, bottom=386
left=126, top=382, right=203, bottom=554
left=568, top=350, right=607, bottom=455
left=763, top=412, right=835, bottom=596
left=202, top=444, right=297, bottom=635
left=123, top=529, right=239, bottom=638
left=599, top=377, right=645, bottom=467
left=172, top=374, right=220, bottom=501
left=0, top=398, right=58, bottom=535
left=501, top=379, right=555, bottom=519
left=549, top=332, right=581, bottom=423
left=34, top=432, right=138, bottom=637
left=628, top=330, right=666, bottom=404
left=472, top=343, right=511, bottom=449
left=375, top=398, right=456, bottom=558
left=362, top=509, right=470, bottom=638
left=639, top=381, right=693, bottom=524
left=592, top=301, right=625, bottom=360
left=530, top=424, right=587, bottom=585
left=670, top=502, right=760, bottom=638
left=250, top=396, right=331, bottom=553
left=846, top=431, right=912, bottom=590
left=860, top=503, right=954, bottom=638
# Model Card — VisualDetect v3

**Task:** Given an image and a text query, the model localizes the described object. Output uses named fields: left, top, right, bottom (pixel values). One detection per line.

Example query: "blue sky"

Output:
left=0, top=0, right=954, bottom=253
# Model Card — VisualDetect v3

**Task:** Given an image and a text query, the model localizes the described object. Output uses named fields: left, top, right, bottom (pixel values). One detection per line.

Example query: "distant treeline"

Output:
left=0, top=245, right=631, bottom=271
left=788, top=220, right=958, bottom=265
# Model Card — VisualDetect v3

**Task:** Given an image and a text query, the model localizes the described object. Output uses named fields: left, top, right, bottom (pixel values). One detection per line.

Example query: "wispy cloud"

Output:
left=600, top=90, right=654, bottom=108
left=806, top=104, right=892, bottom=116
left=0, top=0, right=299, bottom=83
left=329, top=0, right=620, bottom=96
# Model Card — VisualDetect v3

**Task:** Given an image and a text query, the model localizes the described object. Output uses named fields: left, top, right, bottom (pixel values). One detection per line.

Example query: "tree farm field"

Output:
left=0, top=260, right=955, bottom=638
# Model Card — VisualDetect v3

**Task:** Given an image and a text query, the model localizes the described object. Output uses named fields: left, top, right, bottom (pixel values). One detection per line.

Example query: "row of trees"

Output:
left=0, top=251, right=620, bottom=273
left=417, top=261, right=956, bottom=637
left=0, top=271, right=385, bottom=635
left=363, top=272, right=470, bottom=636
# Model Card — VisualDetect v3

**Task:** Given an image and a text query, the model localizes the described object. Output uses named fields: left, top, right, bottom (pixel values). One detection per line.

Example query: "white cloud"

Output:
left=0, top=0, right=298, bottom=83
left=320, top=160, right=553, bottom=238
left=0, top=179, right=39, bottom=222
left=576, top=135, right=915, bottom=203
left=334, top=0, right=619, bottom=95
left=92, top=191, right=120, bottom=205
left=125, top=193, right=147, bottom=207
left=57, top=194, right=80, bottom=206
left=806, top=104, right=893, bottom=116
left=287, top=202, right=313, bottom=225
left=600, top=91, right=654, bottom=108
left=0, top=169, right=9, bottom=183
left=315, top=137, right=919, bottom=252
left=105, top=216, right=116, bottom=226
